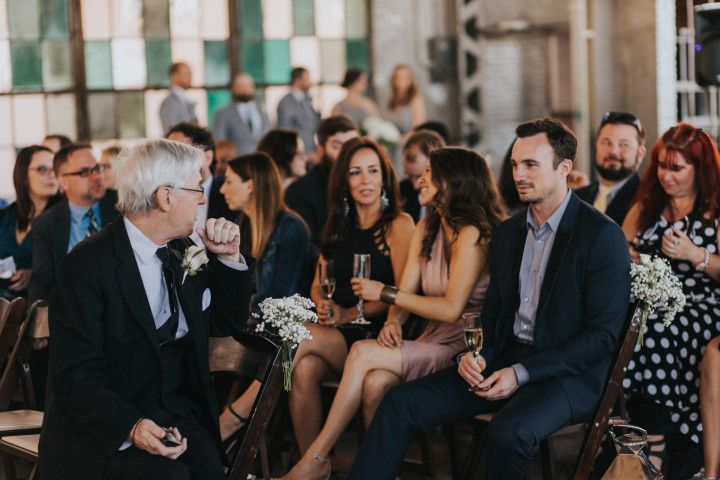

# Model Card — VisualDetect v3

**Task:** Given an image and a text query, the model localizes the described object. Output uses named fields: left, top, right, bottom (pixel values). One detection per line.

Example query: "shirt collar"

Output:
left=526, top=189, right=572, bottom=234
left=291, top=90, right=307, bottom=102
left=69, top=201, right=99, bottom=223
left=171, top=86, right=187, bottom=101
left=123, top=217, right=165, bottom=266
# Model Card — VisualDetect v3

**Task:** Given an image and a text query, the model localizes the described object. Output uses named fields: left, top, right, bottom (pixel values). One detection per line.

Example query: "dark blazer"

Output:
left=207, top=176, right=233, bottom=221
left=28, top=190, right=119, bottom=304
left=284, top=164, right=330, bottom=247
left=480, top=193, right=630, bottom=421
left=399, top=178, right=421, bottom=222
left=38, top=218, right=254, bottom=480
left=575, top=173, right=640, bottom=226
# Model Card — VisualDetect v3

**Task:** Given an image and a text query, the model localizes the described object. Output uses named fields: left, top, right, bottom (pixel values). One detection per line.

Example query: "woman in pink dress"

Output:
left=279, top=147, right=507, bottom=480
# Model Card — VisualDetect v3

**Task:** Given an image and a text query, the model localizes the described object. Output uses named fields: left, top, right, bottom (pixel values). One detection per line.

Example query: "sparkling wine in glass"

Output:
left=317, top=259, right=336, bottom=324
left=351, top=254, right=372, bottom=325
left=462, top=312, right=485, bottom=391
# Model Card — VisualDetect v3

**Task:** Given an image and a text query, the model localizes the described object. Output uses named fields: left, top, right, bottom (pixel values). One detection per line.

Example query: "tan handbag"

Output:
left=601, top=424, right=663, bottom=480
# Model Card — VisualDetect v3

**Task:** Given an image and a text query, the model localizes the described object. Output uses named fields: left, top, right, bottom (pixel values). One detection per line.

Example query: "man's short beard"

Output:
left=596, top=163, right=634, bottom=181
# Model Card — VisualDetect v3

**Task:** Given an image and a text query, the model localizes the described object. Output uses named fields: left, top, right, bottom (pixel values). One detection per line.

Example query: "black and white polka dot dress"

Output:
left=623, top=214, right=720, bottom=444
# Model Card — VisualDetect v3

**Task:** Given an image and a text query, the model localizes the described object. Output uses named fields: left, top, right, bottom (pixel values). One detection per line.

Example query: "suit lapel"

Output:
left=55, top=201, right=70, bottom=260
left=606, top=173, right=639, bottom=223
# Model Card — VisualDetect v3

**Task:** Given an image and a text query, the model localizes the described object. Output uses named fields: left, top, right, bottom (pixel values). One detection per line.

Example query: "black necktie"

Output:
left=85, top=208, right=99, bottom=238
left=156, top=247, right=180, bottom=344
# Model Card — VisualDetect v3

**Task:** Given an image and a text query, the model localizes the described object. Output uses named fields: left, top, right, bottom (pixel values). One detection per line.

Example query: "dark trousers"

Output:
left=104, top=416, right=225, bottom=480
left=347, top=364, right=575, bottom=480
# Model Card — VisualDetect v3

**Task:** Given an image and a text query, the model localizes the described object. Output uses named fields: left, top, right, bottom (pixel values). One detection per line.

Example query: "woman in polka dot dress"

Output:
left=622, top=123, right=720, bottom=473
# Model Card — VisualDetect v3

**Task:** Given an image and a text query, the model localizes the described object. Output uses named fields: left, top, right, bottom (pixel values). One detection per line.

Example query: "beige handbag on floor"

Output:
left=601, top=424, right=663, bottom=480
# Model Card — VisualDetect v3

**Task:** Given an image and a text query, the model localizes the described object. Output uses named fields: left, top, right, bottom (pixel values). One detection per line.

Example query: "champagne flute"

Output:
left=317, top=259, right=336, bottom=325
left=351, top=254, right=372, bottom=325
left=462, top=312, right=485, bottom=392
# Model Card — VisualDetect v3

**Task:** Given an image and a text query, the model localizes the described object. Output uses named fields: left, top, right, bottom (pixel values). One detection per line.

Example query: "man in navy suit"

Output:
left=347, top=118, right=631, bottom=480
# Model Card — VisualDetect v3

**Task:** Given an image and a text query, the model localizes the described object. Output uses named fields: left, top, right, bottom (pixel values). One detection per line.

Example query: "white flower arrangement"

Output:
left=630, top=254, right=686, bottom=346
left=178, top=245, right=209, bottom=284
left=253, top=294, right=318, bottom=391
left=363, top=117, right=402, bottom=147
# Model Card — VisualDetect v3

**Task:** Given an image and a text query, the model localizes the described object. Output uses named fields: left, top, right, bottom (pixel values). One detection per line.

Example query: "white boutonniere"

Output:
left=177, top=245, right=209, bottom=284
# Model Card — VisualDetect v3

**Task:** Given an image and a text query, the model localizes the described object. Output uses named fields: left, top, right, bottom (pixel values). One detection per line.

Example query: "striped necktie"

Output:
left=85, top=208, right=99, bottom=238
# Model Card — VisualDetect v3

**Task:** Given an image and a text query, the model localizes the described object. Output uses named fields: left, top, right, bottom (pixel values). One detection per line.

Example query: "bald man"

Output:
left=212, top=73, right=270, bottom=154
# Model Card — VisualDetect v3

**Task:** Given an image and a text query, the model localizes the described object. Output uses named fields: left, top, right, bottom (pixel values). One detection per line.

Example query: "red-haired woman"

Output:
left=622, top=123, right=720, bottom=473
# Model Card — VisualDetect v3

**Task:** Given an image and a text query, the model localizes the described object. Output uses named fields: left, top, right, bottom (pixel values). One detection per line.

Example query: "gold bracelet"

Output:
left=380, top=285, right=399, bottom=305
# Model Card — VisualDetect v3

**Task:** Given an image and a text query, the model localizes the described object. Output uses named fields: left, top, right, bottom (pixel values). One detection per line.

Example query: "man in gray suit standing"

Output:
left=277, top=67, right=321, bottom=152
left=212, top=73, right=270, bottom=154
left=159, top=62, right=198, bottom=134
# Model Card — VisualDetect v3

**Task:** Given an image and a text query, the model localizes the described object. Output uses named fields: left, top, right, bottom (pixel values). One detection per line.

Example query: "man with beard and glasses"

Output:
left=212, top=73, right=270, bottom=154
left=576, top=111, right=646, bottom=225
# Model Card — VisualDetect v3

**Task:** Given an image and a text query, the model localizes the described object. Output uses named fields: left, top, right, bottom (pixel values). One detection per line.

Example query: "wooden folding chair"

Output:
left=210, top=332, right=285, bottom=480
left=460, top=302, right=641, bottom=480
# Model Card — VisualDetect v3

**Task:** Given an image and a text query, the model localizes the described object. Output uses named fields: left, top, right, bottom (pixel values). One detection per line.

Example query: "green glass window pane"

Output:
left=85, top=41, right=112, bottom=90
left=41, top=40, right=72, bottom=91
left=204, top=41, right=229, bottom=87
left=293, top=0, right=314, bottom=35
left=241, top=39, right=264, bottom=83
left=88, top=92, right=116, bottom=139
left=8, top=0, right=39, bottom=39
left=10, top=41, right=42, bottom=91
left=207, top=89, right=230, bottom=127
left=345, top=0, right=366, bottom=38
left=145, top=39, right=171, bottom=87
left=346, top=38, right=369, bottom=72
left=238, top=0, right=262, bottom=38
left=41, top=0, right=68, bottom=38
left=117, top=91, right=145, bottom=138
left=264, top=40, right=289, bottom=85
left=143, top=0, right=170, bottom=38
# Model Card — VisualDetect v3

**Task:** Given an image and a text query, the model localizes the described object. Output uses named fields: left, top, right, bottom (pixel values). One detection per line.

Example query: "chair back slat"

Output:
left=0, top=300, right=42, bottom=410
left=0, top=298, right=12, bottom=334
left=572, top=302, right=641, bottom=479
left=0, top=298, right=25, bottom=367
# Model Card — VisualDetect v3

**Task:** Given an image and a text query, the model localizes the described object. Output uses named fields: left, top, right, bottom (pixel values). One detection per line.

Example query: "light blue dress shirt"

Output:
left=67, top=202, right=102, bottom=252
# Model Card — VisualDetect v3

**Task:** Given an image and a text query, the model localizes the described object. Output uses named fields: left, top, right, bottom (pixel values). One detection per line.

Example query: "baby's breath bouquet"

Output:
left=253, top=294, right=318, bottom=391
left=630, top=254, right=686, bottom=346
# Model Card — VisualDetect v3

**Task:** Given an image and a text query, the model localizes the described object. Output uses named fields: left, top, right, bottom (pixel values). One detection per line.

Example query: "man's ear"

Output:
left=154, top=187, right=173, bottom=213
left=560, top=159, right=574, bottom=177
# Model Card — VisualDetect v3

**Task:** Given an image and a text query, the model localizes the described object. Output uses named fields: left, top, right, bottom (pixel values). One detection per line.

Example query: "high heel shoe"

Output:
left=273, top=451, right=331, bottom=480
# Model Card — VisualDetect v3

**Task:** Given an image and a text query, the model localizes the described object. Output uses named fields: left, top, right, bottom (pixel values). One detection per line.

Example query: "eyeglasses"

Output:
left=99, top=163, right=112, bottom=170
left=600, top=111, right=645, bottom=138
left=158, top=185, right=205, bottom=198
left=61, top=164, right=108, bottom=178
left=28, top=166, right=56, bottom=176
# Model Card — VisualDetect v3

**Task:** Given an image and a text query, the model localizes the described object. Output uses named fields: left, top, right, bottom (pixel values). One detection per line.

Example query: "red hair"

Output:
left=633, top=122, right=720, bottom=232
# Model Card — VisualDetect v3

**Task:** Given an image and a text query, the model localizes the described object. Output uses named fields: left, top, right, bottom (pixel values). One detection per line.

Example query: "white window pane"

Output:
left=264, top=85, right=290, bottom=124
left=318, top=84, right=345, bottom=117
left=145, top=89, right=169, bottom=138
left=171, top=38, right=204, bottom=86
left=0, top=0, right=9, bottom=39
left=290, top=37, right=320, bottom=84
left=170, top=0, right=201, bottom=38
left=0, top=146, right=15, bottom=201
left=81, top=0, right=111, bottom=40
left=185, top=88, right=207, bottom=126
left=12, top=94, right=46, bottom=145
left=0, top=40, right=11, bottom=92
left=201, top=0, right=228, bottom=39
left=112, top=38, right=146, bottom=88
left=262, top=0, right=292, bottom=39
left=320, top=39, right=345, bottom=83
left=345, top=0, right=367, bottom=37
left=46, top=94, right=77, bottom=140
left=315, top=0, right=344, bottom=38
left=111, top=0, right=142, bottom=37
left=0, top=96, right=12, bottom=145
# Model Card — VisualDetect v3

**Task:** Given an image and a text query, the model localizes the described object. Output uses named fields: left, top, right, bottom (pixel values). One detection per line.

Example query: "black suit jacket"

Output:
left=208, top=176, right=233, bottom=221
left=480, top=193, right=630, bottom=421
left=575, top=173, right=640, bottom=226
left=38, top=218, right=254, bottom=480
left=28, top=190, right=119, bottom=304
left=285, top=164, right=330, bottom=247
left=399, top=178, right=421, bottom=222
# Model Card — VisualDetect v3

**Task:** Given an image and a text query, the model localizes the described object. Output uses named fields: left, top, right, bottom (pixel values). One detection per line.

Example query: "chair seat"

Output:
left=0, top=434, right=39, bottom=455
left=0, top=410, right=43, bottom=433
left=473, top=412, right=585, bottom=438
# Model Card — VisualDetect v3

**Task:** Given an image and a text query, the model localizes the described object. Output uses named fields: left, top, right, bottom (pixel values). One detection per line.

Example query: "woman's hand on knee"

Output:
left=377, top=321, right=402, bottom=348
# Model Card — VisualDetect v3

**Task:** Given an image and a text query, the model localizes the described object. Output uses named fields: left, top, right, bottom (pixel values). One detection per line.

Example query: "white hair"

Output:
left=115, top=139, right=203, bottom=216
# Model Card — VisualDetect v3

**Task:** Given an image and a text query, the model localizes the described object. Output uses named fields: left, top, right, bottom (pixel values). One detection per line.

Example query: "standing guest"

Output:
left=385, top=65, right=426, bottom=136
left=39, top=139, right=253, bottom=480
left=346, top=118, right=631, bottom=480
left=29, top=144, right=118, bottom=304
left=577, top=111, right=646, bottom=225
left=159, top=62, right=197, bottom=134
left=285, top=115, right=359, bottom=246
left=281, top=146, right=504, bottom=480
left=214, top=139, right=237, bottom=177
left=0, top=146, right=60, bottom=299
left=212, top=73, right=270, bottom=154
left=166, top=123, right=233, bottom=243
left=277, top=67, right=321, bottom=152
left=257, top=129, right=308, bottom=188
left=42, top=134, right=72, bottom=154
left=399, top=129, right=445, bottom=222
left=622, top=123, right=720, bottom=472
left=100, top=145, right=121, bottom=190
left=701, top=336, right=720, bottom=480
left=332, top=68, right=379, bottom=130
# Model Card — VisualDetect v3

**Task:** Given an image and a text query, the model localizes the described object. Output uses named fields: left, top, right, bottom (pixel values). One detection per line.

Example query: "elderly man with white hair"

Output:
left=39, top=139, right=254, bottom=480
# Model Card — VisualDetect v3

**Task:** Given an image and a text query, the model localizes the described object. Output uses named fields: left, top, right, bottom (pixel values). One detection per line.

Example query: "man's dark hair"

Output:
left=44, top=134, right=72, bottom=148
left=168, top=62, right=187, bottom=77
left=413, top=121, right=450, bottom=144
left=316, top=115, right=358, bottom=147
left=291, top=67, right=308, bottom=84
left=597, top=111, right=646, bottom=144
left=54, top=143, right=93, bottom=174
left=515, top=118, right=577, bottom=168
left=165, top=122, right=215, bottom=152
left=341, top=68, right=364, bottom=89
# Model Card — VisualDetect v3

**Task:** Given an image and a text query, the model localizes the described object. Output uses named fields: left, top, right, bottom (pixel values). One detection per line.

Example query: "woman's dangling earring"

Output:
left=343, top=196, right=350, bottom=217
left=380, top=188, right=389, bottom=211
